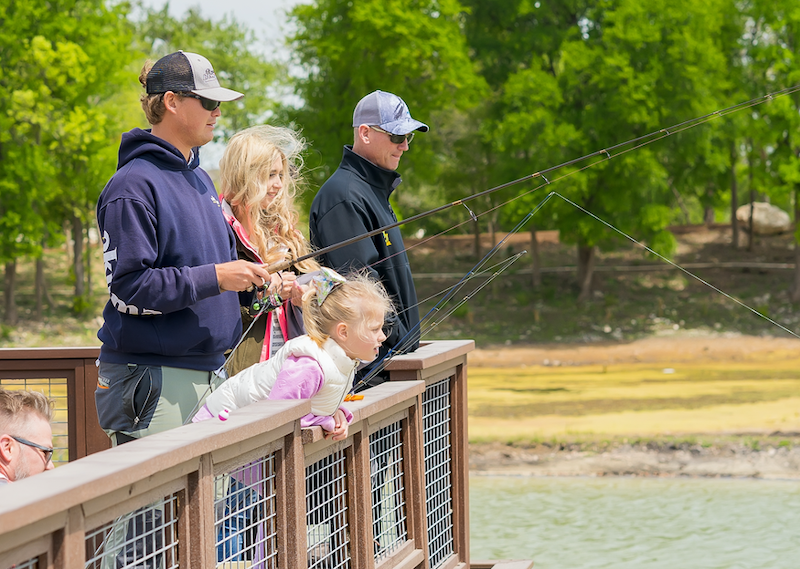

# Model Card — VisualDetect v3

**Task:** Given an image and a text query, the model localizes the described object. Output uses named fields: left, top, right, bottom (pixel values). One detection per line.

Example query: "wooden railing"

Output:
left=0, top=340, right=477, bottom=569
left=0, top=347, right=109, bottom=459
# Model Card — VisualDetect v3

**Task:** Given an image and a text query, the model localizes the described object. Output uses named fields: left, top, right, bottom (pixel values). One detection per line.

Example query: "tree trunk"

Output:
left=72, top=214, right=85, bottom=302
left=472, top=218, right=480, bottom=261
left=730, top=143, right=739, bottom=248
left=671, top=186, right=691, bottom=225
left=85, top=224, right=92, bottom=301
left=747, top=140, right=756, bottom=251
left=35, top=256, right=45, bottom=320
left=792, top=186, right=800, bottom=303
left=4, top=260, right=17, bottom=325
left=576, top=244, right=595, bottom=303
left=530, top=227, right=541, bottom=287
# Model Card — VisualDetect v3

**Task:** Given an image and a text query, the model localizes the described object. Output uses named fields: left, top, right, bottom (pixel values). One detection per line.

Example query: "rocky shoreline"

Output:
left=469, top=441, right=800, bottom=479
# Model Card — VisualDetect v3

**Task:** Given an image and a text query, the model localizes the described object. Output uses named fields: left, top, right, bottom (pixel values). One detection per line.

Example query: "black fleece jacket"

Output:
left=309, top=146, right=420, bottom=360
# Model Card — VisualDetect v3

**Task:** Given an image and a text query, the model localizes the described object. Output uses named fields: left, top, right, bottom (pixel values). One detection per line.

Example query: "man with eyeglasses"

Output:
left=0, top=388, right=55, bottom=485
left=95, top=51, right=273, bottom=447
left=309, top=90, right=428, bottom=390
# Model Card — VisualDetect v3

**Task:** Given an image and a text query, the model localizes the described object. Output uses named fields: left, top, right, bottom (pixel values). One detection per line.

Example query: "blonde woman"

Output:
left=219, top=125, right=320, bottom=376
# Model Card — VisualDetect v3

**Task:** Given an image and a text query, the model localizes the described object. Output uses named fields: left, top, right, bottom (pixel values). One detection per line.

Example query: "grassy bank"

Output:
left=467, top=345, right=800, bottom=448
left=408, top=226, right=800, bottom=347
left=0, top=243, right=107, bottom=347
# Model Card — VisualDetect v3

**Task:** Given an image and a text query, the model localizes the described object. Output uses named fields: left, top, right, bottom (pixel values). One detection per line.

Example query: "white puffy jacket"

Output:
left=204, top=335, right=358, bottom=417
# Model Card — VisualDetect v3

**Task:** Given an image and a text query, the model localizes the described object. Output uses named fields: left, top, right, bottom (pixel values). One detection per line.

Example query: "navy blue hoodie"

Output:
left=96, top=128, right=241, bottom=370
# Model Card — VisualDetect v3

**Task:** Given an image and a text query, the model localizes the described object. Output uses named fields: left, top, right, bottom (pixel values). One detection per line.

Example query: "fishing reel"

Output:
left=249, top=285, right=283, bottom=317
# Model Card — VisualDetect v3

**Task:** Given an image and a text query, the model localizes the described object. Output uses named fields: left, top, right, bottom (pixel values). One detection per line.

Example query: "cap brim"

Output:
left=382, top=118, right=429, bottom=134
left=191, top=86, right=244, bottom=102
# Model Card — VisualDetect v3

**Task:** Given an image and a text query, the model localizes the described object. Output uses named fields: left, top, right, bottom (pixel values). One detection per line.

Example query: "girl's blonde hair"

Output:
left=219, top=125, right=319, bottom=273
left=302, top=271, right=394, bottom=346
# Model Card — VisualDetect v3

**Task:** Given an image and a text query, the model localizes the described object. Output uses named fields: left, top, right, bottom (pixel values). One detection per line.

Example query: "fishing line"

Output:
left=182, top=292, right=273, bottom=425
left=354, top=193, right=557, bottom=390
left=394, top=255, right=536, bottom=317
left=365, top=84, right=800, bottom=270
left=353, top=250, right=529, bottom=390
left=550, top=192, right=800, bottom=340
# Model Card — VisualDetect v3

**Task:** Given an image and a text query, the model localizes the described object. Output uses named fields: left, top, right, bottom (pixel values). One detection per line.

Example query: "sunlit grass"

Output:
left=467, top=358, right=800, bottom=443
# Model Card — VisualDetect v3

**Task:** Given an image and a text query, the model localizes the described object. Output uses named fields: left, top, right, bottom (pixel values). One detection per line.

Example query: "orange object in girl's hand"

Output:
left=344, top=394, right=364, bottom=401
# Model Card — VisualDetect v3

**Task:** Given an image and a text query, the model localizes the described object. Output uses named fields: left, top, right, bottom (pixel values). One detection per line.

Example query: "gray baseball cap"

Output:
left=352, top=90, right=429, bottom=135
left=146, top=51, right=244, bottom=102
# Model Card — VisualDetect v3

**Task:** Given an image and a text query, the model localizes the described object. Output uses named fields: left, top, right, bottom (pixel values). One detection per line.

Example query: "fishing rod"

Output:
left=360, top=186, right=800, bottom=393
left=200, top=85, right=800, bottom=407
left=265, top=84, right=800, bottom=275
left=354, top=250, right=529, bottom=392
left=353, top=192, right=558, bottom=390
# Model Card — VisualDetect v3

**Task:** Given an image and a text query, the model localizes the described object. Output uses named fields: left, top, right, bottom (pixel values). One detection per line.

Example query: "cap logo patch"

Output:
left=391, top=102, right=409, bottom=121
left=203, top=68, right=217, bottom=82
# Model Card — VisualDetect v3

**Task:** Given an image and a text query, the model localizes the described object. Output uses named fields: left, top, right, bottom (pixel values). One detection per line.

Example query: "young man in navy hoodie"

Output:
left=95, top=51, right=272, bottom=447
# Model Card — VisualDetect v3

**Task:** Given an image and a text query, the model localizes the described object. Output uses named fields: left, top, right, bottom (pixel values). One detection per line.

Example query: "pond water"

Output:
left=469, top=475, right=800, bottom=568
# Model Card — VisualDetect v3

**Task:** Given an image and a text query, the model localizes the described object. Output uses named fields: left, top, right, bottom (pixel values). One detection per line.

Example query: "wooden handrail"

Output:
left=0, top=340, right=476, bottom=569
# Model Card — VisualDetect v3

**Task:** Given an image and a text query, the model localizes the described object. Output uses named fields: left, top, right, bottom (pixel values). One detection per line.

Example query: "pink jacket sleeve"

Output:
left=268, top=355, right=353, bottom=432
left=191, top=404, right=215, bottom=423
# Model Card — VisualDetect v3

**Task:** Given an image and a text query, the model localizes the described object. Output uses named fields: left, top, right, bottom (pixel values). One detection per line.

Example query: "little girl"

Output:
left=193, top=269, right=392, bottom=439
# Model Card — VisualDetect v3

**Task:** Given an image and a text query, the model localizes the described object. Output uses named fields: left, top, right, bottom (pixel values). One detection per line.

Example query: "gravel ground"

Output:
left=469, top=441, right=800, bottom=479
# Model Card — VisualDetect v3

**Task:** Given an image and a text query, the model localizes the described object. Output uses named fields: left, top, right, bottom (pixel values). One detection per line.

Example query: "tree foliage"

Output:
left=135, top=5, right=282, bottom=140
left=286, top=0, right=488, bottom=198
left=0, top=0, right=135, bottom=319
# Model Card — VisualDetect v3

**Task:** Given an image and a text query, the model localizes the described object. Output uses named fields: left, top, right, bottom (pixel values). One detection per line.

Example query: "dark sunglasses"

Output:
left=370, top=126, right=414, bottom=145
left=180, top=93, right=221, bottom=111
left=11, top=435, right=54, bottom=464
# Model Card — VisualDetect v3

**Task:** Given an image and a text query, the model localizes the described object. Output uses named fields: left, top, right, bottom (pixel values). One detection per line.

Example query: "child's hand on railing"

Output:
left=324, top=408, right=349, bottom=441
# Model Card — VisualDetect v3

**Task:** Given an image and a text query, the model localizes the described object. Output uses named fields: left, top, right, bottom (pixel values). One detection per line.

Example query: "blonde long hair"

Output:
left=219, top=125, right=319, bottom=273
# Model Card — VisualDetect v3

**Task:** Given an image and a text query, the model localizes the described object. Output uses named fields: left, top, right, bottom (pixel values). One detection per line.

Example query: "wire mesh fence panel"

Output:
left=422, top=378, right=454, bottom=569
left=305, top=449, right=350, bottom=569
left=84, top=494, right=180, bottom=569
left=369, top=421, right=407, bottom=561
left=214, top=453, right=278, bottom=568
left=0, top=377, right=69, bottom=464
left=5, top=557, right=39, bottom=569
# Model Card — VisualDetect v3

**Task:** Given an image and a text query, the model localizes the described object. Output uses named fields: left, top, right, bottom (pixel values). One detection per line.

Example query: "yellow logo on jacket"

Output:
left=382, top=231, right=392, bottom=246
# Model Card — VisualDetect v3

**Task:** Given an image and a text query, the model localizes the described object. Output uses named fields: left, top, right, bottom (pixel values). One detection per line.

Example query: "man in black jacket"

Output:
left=309, top=90, right=428, bottom=389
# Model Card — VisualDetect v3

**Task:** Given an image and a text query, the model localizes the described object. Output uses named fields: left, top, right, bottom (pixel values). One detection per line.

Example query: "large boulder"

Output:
left=735, top=202, right=791, bottom=235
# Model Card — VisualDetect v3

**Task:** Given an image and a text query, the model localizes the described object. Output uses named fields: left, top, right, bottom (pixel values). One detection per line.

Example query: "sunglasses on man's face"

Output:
left=370, top=126, right=414, bottom=145
left=181, top=93, right=221, bottom=111
left=11, top=435, right=54, bottom=464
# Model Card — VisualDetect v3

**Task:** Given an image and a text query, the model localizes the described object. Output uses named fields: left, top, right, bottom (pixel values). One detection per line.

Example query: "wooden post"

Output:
left=52, top=506, right=85, bottom=568
left=347, top=430, right=373, bottom=569
left=404, top=393, right=430, bottom=566
left=183, top=454, right=214, bottom=568
left=451, top=364, right=470, bottom=565
left=278, top=423, right=308, bottom=569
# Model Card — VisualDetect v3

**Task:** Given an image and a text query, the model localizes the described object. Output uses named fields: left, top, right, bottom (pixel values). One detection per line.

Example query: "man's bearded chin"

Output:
left=13, top=452, right=31, bottom=481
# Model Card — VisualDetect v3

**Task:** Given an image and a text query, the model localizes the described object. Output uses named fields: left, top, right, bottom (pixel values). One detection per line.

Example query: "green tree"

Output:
left=745, top=0, right=800, bottom=301
left=134, top=5, right=282, bottom=141
left=286, top=0, right=489, bottom=208
left=0, top=0, right=134, bottom=322
left=462, top=0, right=735, bottom=300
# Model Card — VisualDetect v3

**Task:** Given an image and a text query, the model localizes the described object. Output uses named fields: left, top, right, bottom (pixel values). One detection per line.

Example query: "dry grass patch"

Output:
left=468, top=358, right=800, bottom=442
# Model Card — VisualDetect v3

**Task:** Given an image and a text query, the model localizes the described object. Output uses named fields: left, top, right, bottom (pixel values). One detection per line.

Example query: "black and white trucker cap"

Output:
left=146, top=50, right=244, bottom=102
